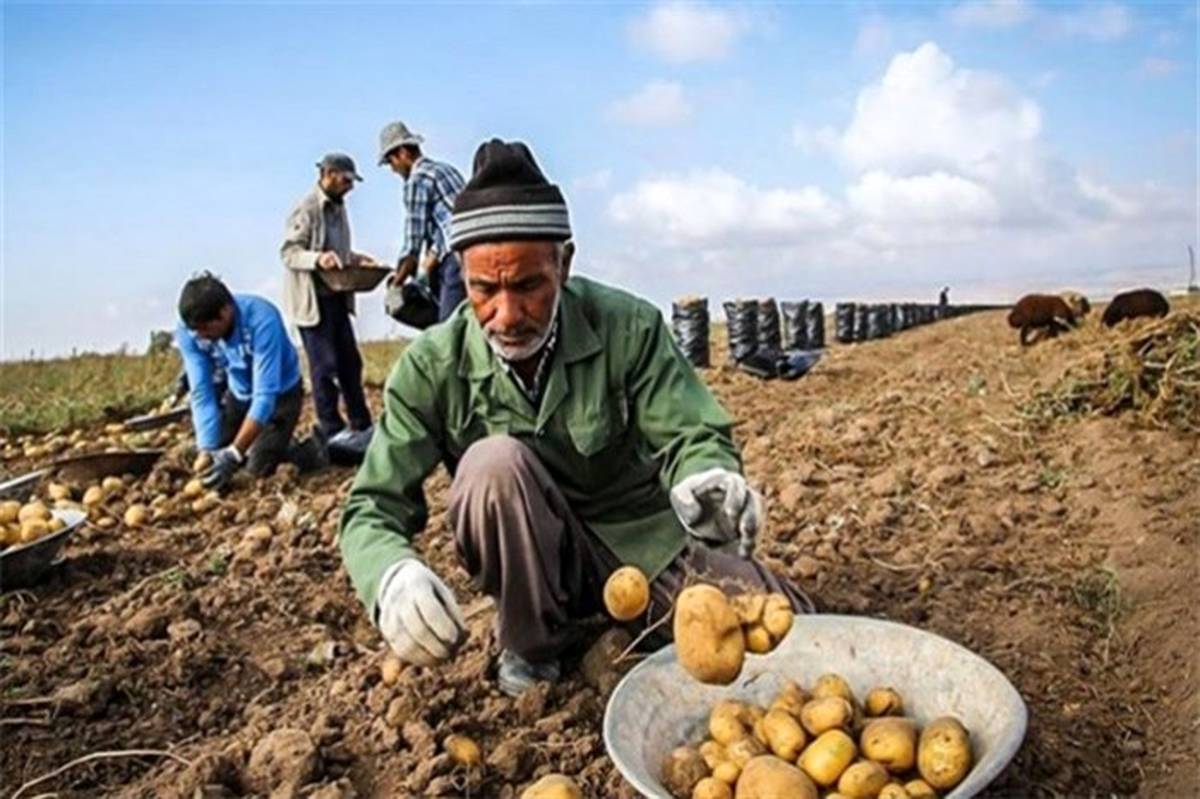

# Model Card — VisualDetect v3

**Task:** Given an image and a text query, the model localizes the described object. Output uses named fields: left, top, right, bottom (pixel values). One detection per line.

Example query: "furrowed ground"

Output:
left=1, top=299, right=1196, bottom=798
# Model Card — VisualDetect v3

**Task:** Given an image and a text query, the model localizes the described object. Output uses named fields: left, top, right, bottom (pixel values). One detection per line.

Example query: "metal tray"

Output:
left=0, top=470, right=50, bottom=501
left=124, top=406, right=190, bottom=431
left=318, top=265, right=391, bottom=293
left=48, top=449, right=164, bottom=483
left=604, top=614, right=1027, bottom=799
left=1, top=508, right=87, bottom=590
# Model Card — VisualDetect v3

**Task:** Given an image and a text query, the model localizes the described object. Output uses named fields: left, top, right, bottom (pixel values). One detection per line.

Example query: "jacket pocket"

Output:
left=567, top=392, right=629, bottom=457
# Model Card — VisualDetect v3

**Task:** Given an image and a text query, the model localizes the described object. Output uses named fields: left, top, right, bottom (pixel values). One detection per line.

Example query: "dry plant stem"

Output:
left=12, top=749, right=194, bottom=799
left=614, top=610, right=674, bottom=665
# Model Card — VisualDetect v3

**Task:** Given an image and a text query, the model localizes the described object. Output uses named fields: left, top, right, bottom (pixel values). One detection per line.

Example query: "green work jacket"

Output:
left=338, top=275, right=740, bottom=613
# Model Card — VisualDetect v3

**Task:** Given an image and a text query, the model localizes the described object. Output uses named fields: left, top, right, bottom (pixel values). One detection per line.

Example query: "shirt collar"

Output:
left=496, top=312, right=560, bottom=404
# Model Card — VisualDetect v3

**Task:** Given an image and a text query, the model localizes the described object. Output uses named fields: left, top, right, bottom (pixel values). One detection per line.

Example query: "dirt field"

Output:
left=2, top=300, right=1196, bottom=798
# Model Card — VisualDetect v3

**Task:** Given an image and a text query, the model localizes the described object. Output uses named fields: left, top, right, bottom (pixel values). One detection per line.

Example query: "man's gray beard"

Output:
left=485, top=293, right=560, bottom=363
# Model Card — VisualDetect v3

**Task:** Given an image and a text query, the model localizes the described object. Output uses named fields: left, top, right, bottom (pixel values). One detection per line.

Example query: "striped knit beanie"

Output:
left=448, top=139, right=572, bottom=252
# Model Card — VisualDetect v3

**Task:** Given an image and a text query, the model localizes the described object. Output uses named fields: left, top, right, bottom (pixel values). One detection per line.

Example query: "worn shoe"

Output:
left=497, top=649, right=560, bottom=697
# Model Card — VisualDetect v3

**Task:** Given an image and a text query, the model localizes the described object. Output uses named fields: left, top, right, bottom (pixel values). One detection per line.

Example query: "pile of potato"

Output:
left=0, top=499, right=68, bottom=549
left=673, top=584, right=794, bottom=685
left=661, top=676, right=973, bottom=799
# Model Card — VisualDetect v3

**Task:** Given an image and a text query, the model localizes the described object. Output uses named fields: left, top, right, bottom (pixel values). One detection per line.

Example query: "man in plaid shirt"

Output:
left=378, top=121, right=466, bottom=322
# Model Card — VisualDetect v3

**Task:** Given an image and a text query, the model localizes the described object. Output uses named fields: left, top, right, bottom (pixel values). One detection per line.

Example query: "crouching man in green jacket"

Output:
left=340, top=139, right=806, bottom=696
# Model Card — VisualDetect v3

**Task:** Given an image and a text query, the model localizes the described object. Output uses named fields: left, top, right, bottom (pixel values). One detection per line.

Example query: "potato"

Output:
left=837, top=760, right=890, bottom=799
left=662, top=746, right=710, bottom=799
left=0, top=500, right=20, bottom=524
left=879, top=784, right=912, bottom=799
left=917, top=717, right=972, bottom=790
left=864, top=687, right=904, bottom=717
left=124, top=504, right=149, bottom=528
left=47, top=516, right=66, bottom=533
left=674, top=585, right=746, bottom=685
left=18, top=501, right=51, bottom=523
left=744, top=624, right=772, bottom=654
left=20, top=518, right=49, bottom=543
left=712, top=760, right=741, bottom=785
left=800, top=697, right=854, bottom=736
left=903, top=779, right=937, bottom=799
left=731, top=593, right=766, bottom=625
left=604, top=566, right=651, bottom=621
left=182, top=479, right=205, bottom=499
left=47, top=483, right=71, bottom=501
left=812, top=673, right=855, bottom=703
left=761, top=594, right=793, bottom=641
left=444, top=734, right=482, bottom=768
left=693, top=777, right=733, bottom=799
left=734, top=755, right=818, bottom=799
left=2, top=524, right=20, bottom=546
left=861, top=717, right=918, bottom=774
left=798, top=729, right=857, bottom=787
left=762, top=709, right=807, bottom=760
left=191, top=494, right=220, bottom=514
left=82, top=486, right=106, bottom=507
left=520, top=774, right=582, bottom=799
left=96, top=517, right=117, bottom=529
left=710, top=701, right=748, bottom=745
left=101, top=476, right=125, bottom=494
left=698, top=740, right=727, bottom=770
left=194, top=451, right=213, bottom=472
left=769, top=692, right=806, bottom=720
left=380, top=657, right=402, bottom=686
left=725, top=736, right=766, bottom=768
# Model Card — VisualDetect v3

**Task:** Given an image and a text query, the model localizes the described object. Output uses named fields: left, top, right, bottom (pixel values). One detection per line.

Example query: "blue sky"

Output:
left=2, top=0, right=1196, bottom=358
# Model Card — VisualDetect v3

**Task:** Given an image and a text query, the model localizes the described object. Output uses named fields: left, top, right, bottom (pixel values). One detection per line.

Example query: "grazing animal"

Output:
left=1059, top=291, right=1091, bottom=318
left=1102, top=288, right=1169, bottom=328
left=1008, top=294, right=1077, bottom=346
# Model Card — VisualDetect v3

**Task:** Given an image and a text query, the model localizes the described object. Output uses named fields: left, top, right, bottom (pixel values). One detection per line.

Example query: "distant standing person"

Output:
left=280, top=153, right=377, bottom=451
left=175, top=273, right=326, bottom=489
left=378, top=121, right=467, bottom=321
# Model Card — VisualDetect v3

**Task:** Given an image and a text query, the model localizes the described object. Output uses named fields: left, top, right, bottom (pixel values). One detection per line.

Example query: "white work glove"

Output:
left=670, top=468, right=763, bottom=559
left=376, top=559, right=467, bottom=666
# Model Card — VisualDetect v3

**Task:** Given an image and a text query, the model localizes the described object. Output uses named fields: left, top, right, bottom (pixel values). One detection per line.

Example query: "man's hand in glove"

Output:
left=201, top=445, right=243, bottom=490
left=669, top=468, right=763, bottom=558
left=376, top=559, right=467, bottom=666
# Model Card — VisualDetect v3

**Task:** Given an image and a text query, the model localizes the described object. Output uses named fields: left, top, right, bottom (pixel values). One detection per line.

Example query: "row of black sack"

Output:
left=832, top=301, right=1006, bottom=343
left=671, top=297, right=826, bottom=380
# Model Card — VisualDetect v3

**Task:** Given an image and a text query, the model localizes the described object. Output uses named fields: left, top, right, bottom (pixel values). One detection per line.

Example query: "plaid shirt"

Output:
left=400, top=156, right=465, bottom=261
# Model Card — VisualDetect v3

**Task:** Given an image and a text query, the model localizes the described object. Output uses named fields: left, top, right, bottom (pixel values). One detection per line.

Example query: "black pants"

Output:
left=218, top=384, right=316, bottom=476
left=299, top=292, right=372, bottom=437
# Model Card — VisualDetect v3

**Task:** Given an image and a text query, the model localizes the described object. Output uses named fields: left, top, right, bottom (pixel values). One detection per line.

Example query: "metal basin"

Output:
left=48, top=449, right=163, bottom=483
left=604, top=614, right=1027, bottom=798
left=1, top=508, right=87, bottom=590
left=124, top=406, right=190, bottom=431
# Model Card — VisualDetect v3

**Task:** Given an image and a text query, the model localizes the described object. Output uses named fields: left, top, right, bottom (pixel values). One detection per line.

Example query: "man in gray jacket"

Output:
left=280, top=153, right=377, bottom=451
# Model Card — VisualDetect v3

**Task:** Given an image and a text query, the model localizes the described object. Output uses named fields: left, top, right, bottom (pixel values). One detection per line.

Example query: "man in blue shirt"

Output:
left=176, top=273, right=326, bottom=489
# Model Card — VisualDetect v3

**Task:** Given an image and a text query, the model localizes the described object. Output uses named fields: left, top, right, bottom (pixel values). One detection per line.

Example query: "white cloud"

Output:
left=837, top=42, right=1042, bottom=177
left=628, top=1, right=750, bottom=63
left=791, top=124, right=840, bottom=157
left=1051, top=2, right=1132, bottom=42
left=1137, top=56, right=1179, bottom=79
left=608, top=170, right=842, bottom=246
left=855, top=15, right=892, bottom=55
left=847, top=171, right=1000, bottom=225
left=949, top=0, right=1034, bottom=30
left=607, top=81, right=693, bottom=127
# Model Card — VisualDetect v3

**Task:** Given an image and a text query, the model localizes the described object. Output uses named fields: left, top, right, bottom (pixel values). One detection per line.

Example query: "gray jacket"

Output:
left=279, top=185, right=354, bottom=328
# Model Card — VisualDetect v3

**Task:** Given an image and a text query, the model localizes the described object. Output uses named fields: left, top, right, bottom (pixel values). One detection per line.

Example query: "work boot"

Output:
left=290, top=427, right=329, bottom=473
left=497, top=649, right=560, bottom=697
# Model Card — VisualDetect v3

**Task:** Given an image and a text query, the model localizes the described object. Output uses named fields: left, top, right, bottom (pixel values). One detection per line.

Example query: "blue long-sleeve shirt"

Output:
left=176, top=294, right=302, bottom=451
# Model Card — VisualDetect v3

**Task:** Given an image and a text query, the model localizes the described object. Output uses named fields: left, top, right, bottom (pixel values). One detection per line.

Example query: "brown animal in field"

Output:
left=1008, top=294, right=1077, bottom=346
left=1101, top=288, right=1169, bottom=327
left=1060, top=291, right=1090, bottom=318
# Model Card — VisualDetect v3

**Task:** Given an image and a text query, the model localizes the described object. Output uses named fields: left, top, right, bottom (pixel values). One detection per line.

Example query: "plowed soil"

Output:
left=2, top=300, right=1197, bottom=798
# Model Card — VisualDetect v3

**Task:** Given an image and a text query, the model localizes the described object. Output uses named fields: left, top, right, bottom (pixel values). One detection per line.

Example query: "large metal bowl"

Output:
left=48, top=449, right=163, bottom=483
left=604, top=614, right=1027, bottom=798
left=1, top=508, right=87, bottom=590
left=318, top=265, right=391, bottom=293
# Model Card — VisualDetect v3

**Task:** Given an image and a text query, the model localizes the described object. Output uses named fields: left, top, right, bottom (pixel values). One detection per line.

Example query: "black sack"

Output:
left=805, top=301, right=825, bottom=349
left=723, top=299, right=759, bottom=363
left=672, top=296, right=710, bottom=368
left=854, top=304, right=871, bottom=342
left=756, top=298, right=782, bottom=352
left=835, top=303, right=855, bottom=343
left=781, top=300, right=809, bottom=350
left=385, top=278, right=439, bottom=330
